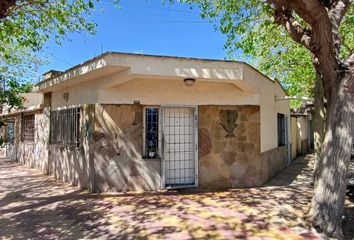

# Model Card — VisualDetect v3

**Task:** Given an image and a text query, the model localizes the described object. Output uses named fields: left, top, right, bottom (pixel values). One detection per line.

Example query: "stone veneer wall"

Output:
left=5, top=114, right=21, bottom=161
left=198, top=105, right=262, bottom=189
left=8, top=103, right=288, bottom=192
left=92, top=104, right=161, bottom=192
left=260, top=145, right=288, bottom=183
left=48, top=106, right=91, bottom=189
left=17, top=110, right=50, bottom=173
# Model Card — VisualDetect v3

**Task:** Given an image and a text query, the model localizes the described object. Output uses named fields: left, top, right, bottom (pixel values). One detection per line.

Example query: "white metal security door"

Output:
left=162, top=107, right=197, bottom=188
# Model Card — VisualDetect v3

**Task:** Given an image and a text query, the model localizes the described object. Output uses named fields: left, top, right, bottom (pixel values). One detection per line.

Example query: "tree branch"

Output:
left=268, top=0, right=328, bottom=24
left=345, top=53, right=354, bottom=66
left=272, top=7, right=312, bottom=49
left=328, top=0, right=351, bottom=26
left=284, top=17, right=312, bottom=49
left=0, top=0, right=42, bottom=19
left=0, top=0, right=16, bottom=19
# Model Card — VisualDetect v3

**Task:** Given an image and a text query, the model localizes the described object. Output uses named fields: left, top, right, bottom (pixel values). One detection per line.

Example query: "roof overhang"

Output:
left=35, top=52, right=261, bottom=94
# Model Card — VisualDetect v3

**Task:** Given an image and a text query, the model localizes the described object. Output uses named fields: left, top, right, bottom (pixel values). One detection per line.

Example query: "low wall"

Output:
left=48, top=145, right=90, bottom=188
left=260, top=145, right=288, bottom=183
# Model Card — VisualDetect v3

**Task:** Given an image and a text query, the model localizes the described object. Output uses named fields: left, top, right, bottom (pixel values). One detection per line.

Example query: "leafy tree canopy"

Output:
left=0, top=0, right=98, bottom=109
left=0, top=0, right=96, bottom=62
left=176, top=0, right=353, bottom=105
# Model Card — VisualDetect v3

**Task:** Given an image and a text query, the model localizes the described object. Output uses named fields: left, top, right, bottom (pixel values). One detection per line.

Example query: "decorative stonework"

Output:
left=198, top=128, right=212, bottom=158
left=198, top=105, right=261, bottom=189
left=218, top=109, right=238, bottom=138
left=93, top=104, right=161, bottom=192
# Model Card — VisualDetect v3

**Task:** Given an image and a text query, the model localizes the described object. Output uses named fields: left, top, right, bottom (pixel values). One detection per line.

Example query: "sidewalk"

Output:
left=0, top=155, right=350, bottom=239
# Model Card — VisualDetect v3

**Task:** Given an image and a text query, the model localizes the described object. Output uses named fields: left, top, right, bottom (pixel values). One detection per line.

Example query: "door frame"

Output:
left=160, top=105, right=198, bottom=189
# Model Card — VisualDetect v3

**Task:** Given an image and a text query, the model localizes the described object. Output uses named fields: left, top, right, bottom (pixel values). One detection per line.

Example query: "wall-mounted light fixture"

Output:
left=63, top=92, right=69, bottom=102
left=183, top=78, right=196, bottom=87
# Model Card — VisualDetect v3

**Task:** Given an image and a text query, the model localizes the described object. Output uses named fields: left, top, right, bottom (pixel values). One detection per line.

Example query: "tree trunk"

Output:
left=310, top=71, right=354, bottom=239
left=313, top=72, right=326, bottom=186
left=0, top=0, right=16, bottom=19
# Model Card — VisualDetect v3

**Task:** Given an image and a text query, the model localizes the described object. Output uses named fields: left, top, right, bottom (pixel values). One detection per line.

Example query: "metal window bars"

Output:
left=277, top=113, right=286, bottom=146
left=50, top=107, right=80, bottom=147
left=143, top=107, right=161, bottom=158
left=6, top=119, right=15, bottom=144
left=22, top=114, right=35, bottom=142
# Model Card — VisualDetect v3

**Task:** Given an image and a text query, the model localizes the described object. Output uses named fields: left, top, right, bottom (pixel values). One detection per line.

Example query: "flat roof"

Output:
left=35, top=51, right=288, bottom=95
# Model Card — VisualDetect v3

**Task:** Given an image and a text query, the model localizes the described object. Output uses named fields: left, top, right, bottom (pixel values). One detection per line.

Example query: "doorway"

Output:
left=162, top=106, right=198, bottom=188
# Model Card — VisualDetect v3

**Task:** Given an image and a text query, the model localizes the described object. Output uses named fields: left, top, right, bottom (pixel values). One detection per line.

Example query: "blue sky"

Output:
left=39, top=0, right=234, bottom=77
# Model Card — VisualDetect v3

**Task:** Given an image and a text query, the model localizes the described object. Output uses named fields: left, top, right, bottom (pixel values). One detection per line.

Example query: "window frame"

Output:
left=22, top=114, right=35, bottom=143
left=143, top=106, right=161, bottom=159
left=277, top=113, right=286, bottom=146
left=6, top=118, right=15, bottom=144
left=50, top=107, right=81, bottom=147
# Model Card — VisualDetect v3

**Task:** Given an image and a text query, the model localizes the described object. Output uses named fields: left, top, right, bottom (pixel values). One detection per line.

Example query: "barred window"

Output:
left=143, top=107, right=160, bottom=158
left=277, top=113, right=286, bottom=146
left=50, top=108, right=80, bottom=146
left=22, top=114, right=35, bottom=142
left=6, top=119, right=15, bottom=144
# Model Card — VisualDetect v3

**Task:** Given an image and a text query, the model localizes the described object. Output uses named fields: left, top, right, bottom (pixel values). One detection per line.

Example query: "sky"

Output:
left=38, top=0, right=233, bottom=78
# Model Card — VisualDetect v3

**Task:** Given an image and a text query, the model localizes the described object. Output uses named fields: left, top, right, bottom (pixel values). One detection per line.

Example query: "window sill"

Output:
left=142, top=157, right=161, bottom=161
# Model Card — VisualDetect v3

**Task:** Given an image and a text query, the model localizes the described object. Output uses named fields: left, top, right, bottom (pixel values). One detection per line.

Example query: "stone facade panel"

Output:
left=198, top=105, right=261, bottom=189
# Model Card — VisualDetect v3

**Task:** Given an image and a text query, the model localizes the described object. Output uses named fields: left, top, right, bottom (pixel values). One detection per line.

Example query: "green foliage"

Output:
left=0, top=79, right=32, bottom=110
left=0, top=0, right=97, bottom=63
left=175, top=0, right=353, bottom=108
left=0, top=0, right=98, bottom=109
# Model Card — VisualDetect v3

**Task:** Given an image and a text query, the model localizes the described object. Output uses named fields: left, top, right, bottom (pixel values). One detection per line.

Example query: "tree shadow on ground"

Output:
left=0, top=198, right=112, bottom=239
left=1, top=155, right=353, bottom=239
left=90, top=155, right=318, bottom=239
left=0, top=161, right=112, bottom=239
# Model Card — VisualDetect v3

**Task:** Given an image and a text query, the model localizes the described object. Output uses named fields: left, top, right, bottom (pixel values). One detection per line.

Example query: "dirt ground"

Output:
left=0, top=155, right=353, bottom=240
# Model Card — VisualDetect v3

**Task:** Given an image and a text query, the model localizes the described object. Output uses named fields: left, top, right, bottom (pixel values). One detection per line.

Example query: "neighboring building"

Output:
left=290, top=112, right=314, bottom=159
left=0, top=52, right=290, bottom=192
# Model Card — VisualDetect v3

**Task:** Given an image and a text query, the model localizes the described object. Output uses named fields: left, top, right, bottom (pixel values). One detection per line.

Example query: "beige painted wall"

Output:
left=99, top=79, right=259, bottom=106
left=243, top=66, right=290, bottom=153
left=51, top=79, right=258, bottom=109
left=21, top=93, right=44, bottom=108
left=297, top=116, right=308, bottom=141
left=290, top=115, right=311, bottom=157
left=291, top=117, right=298, bottom=159
left=43, top=54, right=290, bottom=153
left=51, top=72, right=289, bottom=153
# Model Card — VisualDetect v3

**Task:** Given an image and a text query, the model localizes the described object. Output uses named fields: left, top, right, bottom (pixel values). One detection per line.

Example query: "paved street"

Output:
left=0, top=155, right=351, bottom=240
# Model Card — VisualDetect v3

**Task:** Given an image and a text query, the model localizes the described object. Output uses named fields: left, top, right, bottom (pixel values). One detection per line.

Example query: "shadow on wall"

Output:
left=50, top=146, right=88, bottom=188
left=92, top=104, right=161, bottom=192
left=260, top=145, right=289, bottom=185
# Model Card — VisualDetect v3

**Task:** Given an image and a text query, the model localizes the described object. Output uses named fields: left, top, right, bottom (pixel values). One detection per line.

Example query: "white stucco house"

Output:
left=1, top=52, right=290, bottom=192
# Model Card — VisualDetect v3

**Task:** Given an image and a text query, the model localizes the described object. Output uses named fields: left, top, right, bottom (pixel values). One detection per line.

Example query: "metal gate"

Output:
left=162, top=106, right=198, bottom=188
